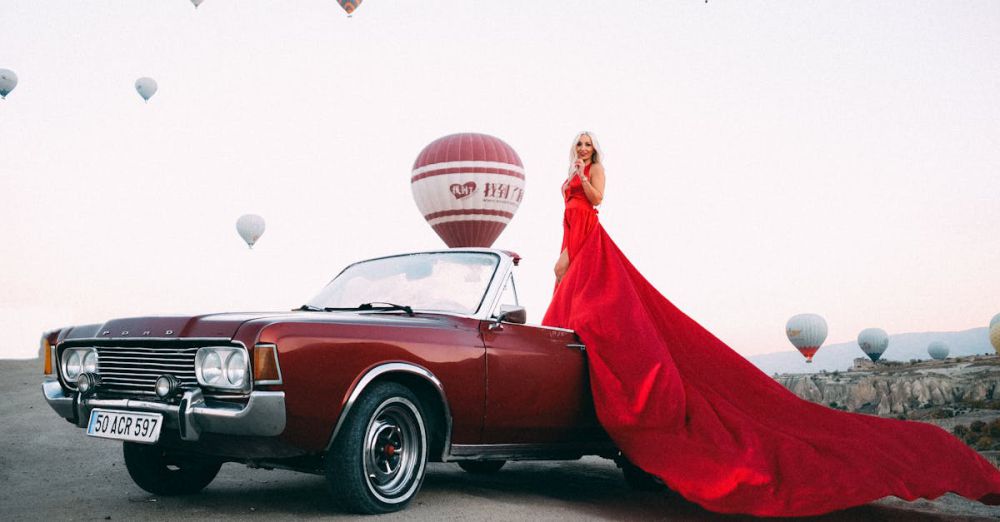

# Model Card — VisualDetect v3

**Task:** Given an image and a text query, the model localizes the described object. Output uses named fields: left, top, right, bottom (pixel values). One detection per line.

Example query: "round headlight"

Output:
left=76, top=373, right=100, bottom=395
left=82, top=351, right=98, bottom=373
left=65, top=351, right=83, bottom=380
left=155, top=375, right=179, bottom=398
left=77, top=373, right=91, bottom=394
left=226, top=351, right=246, bottom=386
left=202, top=351, right=223, bottom=384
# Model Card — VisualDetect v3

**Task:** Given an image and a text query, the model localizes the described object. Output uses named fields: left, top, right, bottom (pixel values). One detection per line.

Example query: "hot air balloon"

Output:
left=411, top=133, right=525, bottom=248
left=236, top=214, right=265, bottom=249
left=337, top=0, right=362, bottom=15
left=927, top=341, right=949, bottom=360
left=135, top=77, right=158, bottom=102
left=786, top=314, right=828, bottom=363
left=191, top=0, right=205, bottom=8
left=0, top=69, right=17, bottom=99
left=989, top=313, right=999, bottom=355
left=857, top=328, right=889, bottom=363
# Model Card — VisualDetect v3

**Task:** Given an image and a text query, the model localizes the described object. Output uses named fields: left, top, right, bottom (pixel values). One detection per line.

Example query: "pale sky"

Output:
left=2, top=1, right=998, bottom=360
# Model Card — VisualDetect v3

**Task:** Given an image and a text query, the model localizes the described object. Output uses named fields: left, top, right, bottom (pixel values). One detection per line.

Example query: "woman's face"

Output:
left=575, top=135, right=594, bottom=162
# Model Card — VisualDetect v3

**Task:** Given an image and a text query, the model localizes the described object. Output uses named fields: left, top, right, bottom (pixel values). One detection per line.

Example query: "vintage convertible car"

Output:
left=41, top=248, right=635, bottom=513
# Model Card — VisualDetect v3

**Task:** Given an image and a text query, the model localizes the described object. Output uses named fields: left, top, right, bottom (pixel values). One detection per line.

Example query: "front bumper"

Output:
left=42, top=379, right=285, bottom=442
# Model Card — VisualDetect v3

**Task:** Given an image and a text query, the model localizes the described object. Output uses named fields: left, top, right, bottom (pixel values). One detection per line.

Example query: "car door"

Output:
left=479, top=274, right=603, bottom=444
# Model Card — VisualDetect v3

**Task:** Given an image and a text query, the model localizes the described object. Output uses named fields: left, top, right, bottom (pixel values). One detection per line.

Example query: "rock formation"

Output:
left=775, top=355, right=1000, bottom=417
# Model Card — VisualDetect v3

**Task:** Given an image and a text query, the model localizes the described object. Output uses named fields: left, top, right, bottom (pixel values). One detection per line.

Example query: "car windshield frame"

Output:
left=305, top=251, right=503, bottom=317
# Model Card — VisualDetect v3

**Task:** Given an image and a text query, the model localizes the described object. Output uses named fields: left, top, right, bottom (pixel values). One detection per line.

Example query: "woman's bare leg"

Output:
left=554, top=249, right=570, bottom=285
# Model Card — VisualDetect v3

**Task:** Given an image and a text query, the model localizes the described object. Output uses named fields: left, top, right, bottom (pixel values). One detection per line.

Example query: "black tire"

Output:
left=122, top=442, right=222, bottom=496
left=457, top=460, right=506, bottom=474
left=620, top=457, right=664, bottom=491
left=326, top=381, right=428, bottom=514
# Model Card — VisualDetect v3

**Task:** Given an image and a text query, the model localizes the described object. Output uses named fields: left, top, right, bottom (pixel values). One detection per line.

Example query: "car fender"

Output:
left=326, top=362, right=453, bottom=458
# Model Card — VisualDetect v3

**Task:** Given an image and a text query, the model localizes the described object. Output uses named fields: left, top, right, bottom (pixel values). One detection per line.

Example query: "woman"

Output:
left=543, top=142, right=1000, bottom=516
left=554, top=132, right=606, bottom=286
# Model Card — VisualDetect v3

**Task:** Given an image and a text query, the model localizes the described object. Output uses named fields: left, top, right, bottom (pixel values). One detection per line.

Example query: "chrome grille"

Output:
left=96, top=346, right=199, bottom=395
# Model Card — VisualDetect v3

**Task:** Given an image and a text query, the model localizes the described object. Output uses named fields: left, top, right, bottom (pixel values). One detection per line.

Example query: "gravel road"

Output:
left=3, top=358, right=999, bottom=521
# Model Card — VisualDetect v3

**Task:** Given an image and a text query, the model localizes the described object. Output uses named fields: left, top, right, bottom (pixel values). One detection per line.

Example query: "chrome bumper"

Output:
left=42, top=379, right=285, bottom=442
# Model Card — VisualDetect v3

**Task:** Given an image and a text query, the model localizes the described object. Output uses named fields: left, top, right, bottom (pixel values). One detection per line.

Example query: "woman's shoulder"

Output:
left=590, top=163, right=605, bottom=176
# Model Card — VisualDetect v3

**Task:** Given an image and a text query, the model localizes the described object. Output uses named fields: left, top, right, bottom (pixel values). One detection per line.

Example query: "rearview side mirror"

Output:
left=489, top=306, right=527, bottom=330
left=497, top=305, right=527, bottom=325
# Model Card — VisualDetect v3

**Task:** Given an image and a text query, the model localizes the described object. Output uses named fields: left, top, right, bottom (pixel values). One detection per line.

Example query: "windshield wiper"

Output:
left=324, top=302, right=415, bottom=317
left=296, top=304, right=323, bottom=311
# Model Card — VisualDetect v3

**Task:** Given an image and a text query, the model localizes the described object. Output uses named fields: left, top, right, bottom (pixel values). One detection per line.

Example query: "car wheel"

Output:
left=122, top=442, right=222, bottom=496
left=326, top=381, right=428, bottom=514
left=457, top=460, right=506, bottom=474
left=620, top=457, right=664, bottom=491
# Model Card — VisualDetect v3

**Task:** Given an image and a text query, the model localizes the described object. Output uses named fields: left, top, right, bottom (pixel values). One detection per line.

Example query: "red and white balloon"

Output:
left=786, top=313, right=828, bottom=363
left=411, top=133, right=525, bottom=248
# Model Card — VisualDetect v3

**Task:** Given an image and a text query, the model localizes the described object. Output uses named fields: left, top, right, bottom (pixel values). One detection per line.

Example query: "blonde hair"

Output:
left=568, top=131, right=603, bottom=174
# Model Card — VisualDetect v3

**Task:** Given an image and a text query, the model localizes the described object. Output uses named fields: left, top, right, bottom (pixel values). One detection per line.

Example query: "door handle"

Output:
left=566, top=343, right=586, bottom=352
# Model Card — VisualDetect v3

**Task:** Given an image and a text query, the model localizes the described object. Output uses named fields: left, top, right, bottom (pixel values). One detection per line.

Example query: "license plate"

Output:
left=87, top=409, right=163, bottom=444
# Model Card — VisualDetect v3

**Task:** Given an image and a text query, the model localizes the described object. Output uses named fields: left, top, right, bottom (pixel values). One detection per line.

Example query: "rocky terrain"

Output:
left=776, top=355, right=1000, bottom=440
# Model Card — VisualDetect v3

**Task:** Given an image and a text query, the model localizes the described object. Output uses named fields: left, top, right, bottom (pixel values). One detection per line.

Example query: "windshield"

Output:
left=306, top=252, right=501, bottom=315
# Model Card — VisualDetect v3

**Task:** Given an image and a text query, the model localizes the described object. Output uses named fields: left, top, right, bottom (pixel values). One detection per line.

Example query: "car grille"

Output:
left=96, top=346, right=199, bottom=395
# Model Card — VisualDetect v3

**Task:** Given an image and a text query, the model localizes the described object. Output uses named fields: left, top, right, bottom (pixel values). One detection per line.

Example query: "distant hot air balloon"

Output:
left=236, top=214, right=265, bottom=249
left=337, top=0, right=362, bottom=15
left=989, top=313, right=1000, bottom=355
left=135, top=77, right=158, bottom=102
left=927, top=341, right=949, bottom=360
left=786, top=314, right=828, bottom=363
left=0, top=69, right=17, bottom=99
left=411, top=133, right=525, bottom=248
left=856, top=328, right=889, bottom=363
left=190, top=0, right=205, bottom=8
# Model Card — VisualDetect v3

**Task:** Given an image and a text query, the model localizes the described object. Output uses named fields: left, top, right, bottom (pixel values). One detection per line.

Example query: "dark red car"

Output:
left=42, top=249, right=620, bottom=513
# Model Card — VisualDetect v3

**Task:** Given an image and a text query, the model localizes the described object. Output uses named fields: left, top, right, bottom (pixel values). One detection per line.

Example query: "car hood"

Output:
left=61, top=312, right=297, bottom=341
left=60, top=311, right=460, bottom=342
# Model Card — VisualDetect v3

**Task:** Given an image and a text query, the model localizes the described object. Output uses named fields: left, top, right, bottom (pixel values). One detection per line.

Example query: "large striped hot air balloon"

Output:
left=857, top=328, right=889, bottom=362
left=786, top=314, right=828, bottom=363
left=990, top=313, right=1000, bottom=355
left=411, top=133, right=525, bottom=248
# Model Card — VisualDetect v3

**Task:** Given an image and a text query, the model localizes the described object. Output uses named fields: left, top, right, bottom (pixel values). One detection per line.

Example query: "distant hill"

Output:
left=748, top=327, right=994, bottom=376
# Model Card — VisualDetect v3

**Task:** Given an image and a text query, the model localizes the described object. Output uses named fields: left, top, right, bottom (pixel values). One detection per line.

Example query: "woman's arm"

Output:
left=581, top=163, right=605, bottom=206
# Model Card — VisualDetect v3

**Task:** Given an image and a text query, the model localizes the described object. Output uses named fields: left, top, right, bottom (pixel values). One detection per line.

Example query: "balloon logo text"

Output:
left=450, top=182, right=477, bottom=200
left=482, top=182, right=524, bottom=204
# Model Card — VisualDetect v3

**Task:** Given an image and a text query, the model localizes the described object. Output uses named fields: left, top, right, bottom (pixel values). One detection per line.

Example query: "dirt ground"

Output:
left=4, top=358, right=1000, bottom=521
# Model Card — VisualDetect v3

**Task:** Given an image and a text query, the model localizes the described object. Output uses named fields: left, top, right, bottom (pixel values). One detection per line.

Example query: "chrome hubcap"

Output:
left=363, top=400, right=423, bottom=501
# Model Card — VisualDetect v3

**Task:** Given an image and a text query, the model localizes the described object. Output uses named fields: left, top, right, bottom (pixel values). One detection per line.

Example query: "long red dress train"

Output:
left=542, top=224, right=1000, bottom=517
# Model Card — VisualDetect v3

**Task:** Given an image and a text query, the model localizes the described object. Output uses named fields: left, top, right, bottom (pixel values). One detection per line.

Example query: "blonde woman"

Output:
left=554, top=131, right=606, bottom=285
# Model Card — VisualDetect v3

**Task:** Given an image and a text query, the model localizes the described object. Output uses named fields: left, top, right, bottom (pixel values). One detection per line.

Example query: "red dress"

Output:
left=543, top=224, right=1000, bottom=517
left=560, top=164, right=599, bottom=261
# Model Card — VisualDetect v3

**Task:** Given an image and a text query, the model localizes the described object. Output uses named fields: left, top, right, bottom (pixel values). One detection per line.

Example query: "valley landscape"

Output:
left=775, top=354, right=1000, bottom=465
